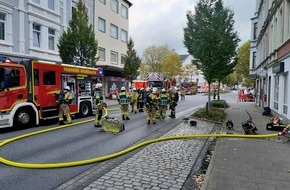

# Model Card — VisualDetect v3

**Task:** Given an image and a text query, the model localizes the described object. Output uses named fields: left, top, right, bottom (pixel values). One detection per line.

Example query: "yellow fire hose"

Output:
left=0, top=107, right=278, bottom=169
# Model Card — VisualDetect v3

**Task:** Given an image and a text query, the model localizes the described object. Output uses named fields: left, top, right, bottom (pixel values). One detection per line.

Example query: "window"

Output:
left=34, top=69, right=39, bottom=86
left=274, top=75, right=279, bottom=110
left=98, top=47, right=106, bottom=61
left=110, top=24, right=118, bottom=39
left=98, top=18, right=106, bottom=32
left=33, top=0, right=40, bottom=4
left=99, top=0, right=106, bottom=4
left=43, top=70, right=56, bottom=85
left=252, top=52, right=256, bottom=69
left=48, top=0, right=55, bottom=10
left=283, top=74, right=288, bottom=114
left=111, top=0, right=119, bottom=13
left=121, top=29, right=127, bottom=42
left=0, top=68, right=20, bottom=88
left=33, top=23, right=41, bottom=47
left=121, top=5, right=128, bottom=19
left=121, top=54, right=126, bottom=65
left=110, top=51, right=118, bottom=65
left=72, top=1, right=77, bottom=14
left=0, top=12, right=5, bottom=40
left=59, top=0, right=64, bottom=24
left=253, top=22, right=258, bottom=39
left=48, top=28, right=55, bottom=50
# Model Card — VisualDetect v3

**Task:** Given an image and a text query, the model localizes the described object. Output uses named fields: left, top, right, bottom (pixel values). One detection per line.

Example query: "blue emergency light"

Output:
left=98, top=68, right=103, bottom=75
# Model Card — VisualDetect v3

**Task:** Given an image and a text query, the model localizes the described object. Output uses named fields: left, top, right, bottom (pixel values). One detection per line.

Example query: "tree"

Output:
left=161, top=53, right=183, bottom=78
left=58, top=0, right=98, bottom=67
left=236, top=41, right=254, bottom=87
left=184, top=0, right=239, bottom=110
left=122, top=38, right=141, bottom=86
left=211, top=0, right=239, bottom=100
left=142, top=45, right=174, bottom=72
left=182, top=64, right=199, bottom=82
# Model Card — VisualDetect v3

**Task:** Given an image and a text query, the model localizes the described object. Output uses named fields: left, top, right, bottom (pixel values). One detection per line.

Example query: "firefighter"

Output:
left=168, top=87, right=179, bottom=118
left=159, top=88, right=168, bottom=119
left=138, top=87, right=145, bottom=112
left=131, top=87, right=138, bottom=114
left=118, top=86, right=130, bottom=120
left=180, top=87, right=186, bottom=100
left=94, top=83, right=104, bottom=127
left=58, top=86, right=73, bottom=125
left=145, top=87, right=158, bottom=124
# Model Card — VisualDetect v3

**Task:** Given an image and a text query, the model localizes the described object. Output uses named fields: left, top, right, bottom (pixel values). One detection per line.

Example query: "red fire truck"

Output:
left=0, top=56, right=103, bottom=129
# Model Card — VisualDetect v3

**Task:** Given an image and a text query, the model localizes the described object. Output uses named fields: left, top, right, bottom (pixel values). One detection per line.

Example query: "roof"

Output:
left=179, top=54, right=189, bottom=62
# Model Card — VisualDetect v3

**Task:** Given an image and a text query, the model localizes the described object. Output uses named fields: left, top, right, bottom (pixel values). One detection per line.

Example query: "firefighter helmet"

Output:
left=161, top=88, right=166, bottom=92
left=121, top=86, right=126, bottom=91
left=95, top=83, right=102, bottom=89
left=133, top=87, right=137, bottom=91
left=64, top=86, right=70, bottom=91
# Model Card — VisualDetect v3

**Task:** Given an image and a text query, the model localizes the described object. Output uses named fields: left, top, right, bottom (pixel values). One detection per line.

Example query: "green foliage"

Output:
left=58, top=0, right=98, bottom=67
left=123, top=38, right=141, bottom=83
left=142, top=45, right=174, bottom=73
left=184, top=0, right=240, bottom=108
left=161, top=53, right=183, bottom=78
left=210, top=100, right=229, bottom=108
left=236, top=41, right=254, bottom=87
left=192, top=107, right=226, bottom=123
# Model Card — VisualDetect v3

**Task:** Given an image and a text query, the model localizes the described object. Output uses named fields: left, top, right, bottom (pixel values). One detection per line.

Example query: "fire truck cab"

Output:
left=0, top=57, right=103, bottom=129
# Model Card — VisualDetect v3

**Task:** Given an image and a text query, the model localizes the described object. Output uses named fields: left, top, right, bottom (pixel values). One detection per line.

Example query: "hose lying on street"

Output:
left=0, top=108, right=278, bottom=169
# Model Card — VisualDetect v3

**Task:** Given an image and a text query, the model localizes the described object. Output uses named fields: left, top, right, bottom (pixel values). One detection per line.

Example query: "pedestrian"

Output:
left=138, top=87, right=145, bottom=112
left=158, top=88, right=168, bottom=119
left=145, top=87, right=157, bottom=124
left=118, top=86, right=130, bottom=120
left=58, top=86, right=73, bottom=125
left=243, top=88, right=249, bottom=102
left=168, top=87, right=178, bottom=118
left=94, top=83, right=104, bottom=127
left=131, top=87, right=138, bottom=114
left=213, top=89, right=217, bottom=99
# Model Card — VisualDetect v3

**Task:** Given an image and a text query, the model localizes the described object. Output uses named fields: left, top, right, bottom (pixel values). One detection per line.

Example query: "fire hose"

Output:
left=0, top=107, right=278, bottom=169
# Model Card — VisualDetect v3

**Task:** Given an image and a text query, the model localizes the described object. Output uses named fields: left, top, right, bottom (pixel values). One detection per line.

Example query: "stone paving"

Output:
left=56, top=120, right=215, bottom=190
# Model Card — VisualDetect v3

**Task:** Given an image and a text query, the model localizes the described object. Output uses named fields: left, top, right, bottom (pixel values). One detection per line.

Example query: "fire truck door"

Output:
left=61, top=75, right=77, bottom=106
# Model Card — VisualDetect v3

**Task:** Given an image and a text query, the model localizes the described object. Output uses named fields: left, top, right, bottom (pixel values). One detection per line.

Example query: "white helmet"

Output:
left=161, top=88, right=166, bottom=92
left=95, top=83, right=102, bottom=89
left=146, top=87, right=150, bottom=92
left=152, top=88, right=157, bottom=94
left=64, top=86, right=70, bottom=91
left=121, top=86, right=126, bottom=91
left=140, top=87, right=144, bottom=91
left=133, top=87, right=137, bottom=91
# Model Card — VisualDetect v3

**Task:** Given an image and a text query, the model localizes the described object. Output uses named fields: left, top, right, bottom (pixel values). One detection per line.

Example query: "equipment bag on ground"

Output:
left=100, top=117, right=125, bottom=134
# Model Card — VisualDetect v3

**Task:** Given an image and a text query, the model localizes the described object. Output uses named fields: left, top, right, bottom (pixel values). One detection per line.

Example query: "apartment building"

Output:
left=95, top=0, right=132, bottom=97
left=250, top=0, right=290, bottom=120
left=0, top=0, right=132, bottom=97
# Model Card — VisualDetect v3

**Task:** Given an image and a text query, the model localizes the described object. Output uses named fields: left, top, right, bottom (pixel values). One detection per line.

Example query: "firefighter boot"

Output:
left=122, top=115, right=125, bottom=120
left=59, top=120, right=65, bottom=125
left=126, top=117, right=130, bottom=120
left=147, top=120, right=150, bottom=124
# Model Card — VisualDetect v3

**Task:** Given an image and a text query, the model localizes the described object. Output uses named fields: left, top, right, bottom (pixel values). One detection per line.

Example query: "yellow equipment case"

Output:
left=100, top=117, right=125, bottom=135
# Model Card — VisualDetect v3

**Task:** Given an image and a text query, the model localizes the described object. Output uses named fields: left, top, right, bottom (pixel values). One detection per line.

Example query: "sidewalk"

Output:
left=202, top=101, right=290, bottom=190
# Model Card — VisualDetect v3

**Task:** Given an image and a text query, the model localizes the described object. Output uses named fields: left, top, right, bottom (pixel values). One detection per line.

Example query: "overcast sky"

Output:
left=129, top=0, right=256, bottom=57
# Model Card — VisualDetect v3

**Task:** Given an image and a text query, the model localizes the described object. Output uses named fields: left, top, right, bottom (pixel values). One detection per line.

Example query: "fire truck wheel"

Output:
left=14, top=108, right=35, bottom=128
left=79, top=102, right=91, bottom=117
